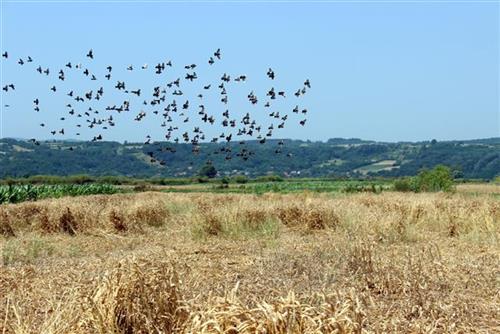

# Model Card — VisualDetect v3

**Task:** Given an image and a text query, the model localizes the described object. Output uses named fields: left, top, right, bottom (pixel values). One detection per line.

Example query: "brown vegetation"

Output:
left=0, top=191, right=499, bottom=333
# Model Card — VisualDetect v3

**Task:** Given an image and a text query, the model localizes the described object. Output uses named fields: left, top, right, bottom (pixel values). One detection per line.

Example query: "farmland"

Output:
left=0, top=189, right=498, bottom=333
left=0, top=184, right=118, bottom=204
left=1, top=1, right=497, bottom=332
left=158, top=179, right=392, bottom=194
left=1, top=137, right=499, bottom=179
left=0, top=179, right=399, bottom=203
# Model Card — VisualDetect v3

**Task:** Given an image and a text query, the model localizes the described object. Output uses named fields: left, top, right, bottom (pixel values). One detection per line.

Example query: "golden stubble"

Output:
left=0, top=191, right=499, bottom=333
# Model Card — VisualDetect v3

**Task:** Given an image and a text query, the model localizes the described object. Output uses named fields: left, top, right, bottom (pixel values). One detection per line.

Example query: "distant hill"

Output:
left=0, top=138, right=498, bottom=179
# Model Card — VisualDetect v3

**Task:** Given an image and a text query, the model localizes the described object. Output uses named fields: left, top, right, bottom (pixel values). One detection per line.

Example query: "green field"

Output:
left=1, top=174, right=497, bottom=205
left=0, top=179, right=392, bottom=204
left=0, top=184, right=118, bottom=204
left=159, top=179, right=391, bottom=194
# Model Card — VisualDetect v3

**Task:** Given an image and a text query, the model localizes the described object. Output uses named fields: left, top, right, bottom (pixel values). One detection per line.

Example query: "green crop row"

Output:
left=0, top=184, right=119, bottom=204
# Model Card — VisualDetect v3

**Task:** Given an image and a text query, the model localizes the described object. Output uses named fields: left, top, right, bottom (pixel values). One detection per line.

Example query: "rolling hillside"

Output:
left=0, top=137, right=498, bottom=179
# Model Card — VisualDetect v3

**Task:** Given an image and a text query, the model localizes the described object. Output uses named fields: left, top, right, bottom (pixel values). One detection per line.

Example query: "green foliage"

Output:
left=0, top=175, right=202, bottom=186
left=393, top=178, right=413, bottom=192
left=197, top=162, right=217, bottom=178
left=412, top=165, right=455, bottom=192
left=0, top=138, right=498, bottom=180
left=393, top=165, right=455, bottom=193
left=341, top=183, right=382, bottom=194
left=160, top=179, right=392, bottom=195
left=0, top=184, right=118, bottom=204
left=231, top=175, right=249, bottom=184
left=194, top=176, right=210, bottom=183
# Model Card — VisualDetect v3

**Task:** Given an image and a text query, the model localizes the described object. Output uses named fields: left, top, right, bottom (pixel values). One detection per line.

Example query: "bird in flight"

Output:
left=214, top=48, right=221, bottom=59
left=267, top=68, right=275, bottom=80
left=2, top=47, right=311, bottom=164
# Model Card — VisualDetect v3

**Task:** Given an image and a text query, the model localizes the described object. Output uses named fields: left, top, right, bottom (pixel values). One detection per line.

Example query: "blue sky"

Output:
left=1, top=1, right=498, bottom=143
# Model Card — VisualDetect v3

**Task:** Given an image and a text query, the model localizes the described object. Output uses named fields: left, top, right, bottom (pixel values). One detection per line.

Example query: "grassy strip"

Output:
left=0, top=184, right=119, bottom=204
left=160, top=180, right=392, bottom=194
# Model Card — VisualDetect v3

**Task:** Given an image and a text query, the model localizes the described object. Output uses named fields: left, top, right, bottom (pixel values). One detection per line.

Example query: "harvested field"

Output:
left=0, top=191, right=499, bottom=333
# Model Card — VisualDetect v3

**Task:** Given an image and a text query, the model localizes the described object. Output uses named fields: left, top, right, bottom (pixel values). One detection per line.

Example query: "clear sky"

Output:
left=1, top=0, right=499, bottom=143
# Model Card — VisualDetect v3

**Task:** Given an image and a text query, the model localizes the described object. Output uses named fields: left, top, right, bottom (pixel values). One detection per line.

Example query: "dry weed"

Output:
left=0, top=209, right=15, bottom=238
left=1, top=191, right=498, bottom=333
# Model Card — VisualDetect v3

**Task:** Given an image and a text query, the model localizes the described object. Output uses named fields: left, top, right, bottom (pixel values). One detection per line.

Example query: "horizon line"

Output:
left=1, top=136, right=498, bottom=145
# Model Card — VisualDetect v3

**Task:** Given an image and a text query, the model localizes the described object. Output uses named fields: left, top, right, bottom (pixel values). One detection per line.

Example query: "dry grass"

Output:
left=0, top=193, right=175, bottom=235
left=0, top=191, right=499, bottom=333
left=456, top=183, right=500, bottom=195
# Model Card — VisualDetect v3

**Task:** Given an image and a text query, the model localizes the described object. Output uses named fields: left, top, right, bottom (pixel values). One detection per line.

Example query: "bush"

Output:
left=232, top=175, right=249, bottom=184
left=394, top=178, right=413, bottom=192
left=194, top=176, right=210, bottom=183
left=412, top=165, right=455, bottom=192
left=197, top=163, right=217, bottom=178
left=215, top=177, right=230, bottom=189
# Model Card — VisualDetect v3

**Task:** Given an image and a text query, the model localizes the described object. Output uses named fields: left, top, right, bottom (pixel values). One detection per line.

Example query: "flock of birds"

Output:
left=1, top=49, right=311, bottom=164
